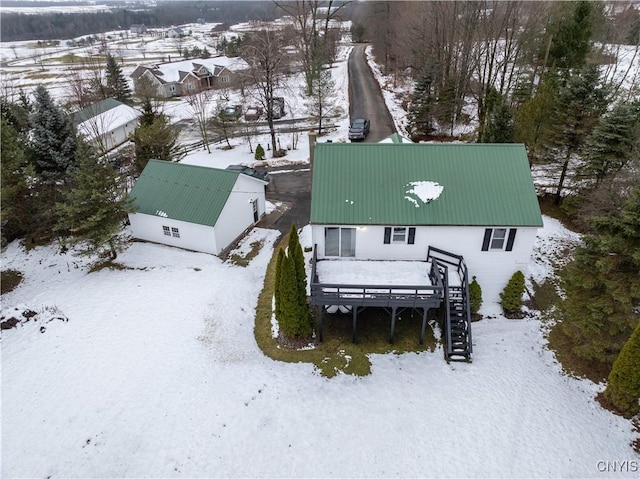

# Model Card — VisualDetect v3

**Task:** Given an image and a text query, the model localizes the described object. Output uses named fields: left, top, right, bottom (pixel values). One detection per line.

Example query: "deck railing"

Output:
left=310, top=245, right=444, bottom=308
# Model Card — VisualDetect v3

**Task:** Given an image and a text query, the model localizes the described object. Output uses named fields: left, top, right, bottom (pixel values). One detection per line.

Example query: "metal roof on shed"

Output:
left=130, top=160, right=239, bottom=226
left=310, top=143, right=543, bottom=227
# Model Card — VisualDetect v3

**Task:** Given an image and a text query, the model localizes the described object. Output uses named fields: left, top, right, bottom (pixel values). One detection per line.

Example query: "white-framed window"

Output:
left=187, top=82, right=195, bottom=90
left=163, top=225, right=171, bottom=236
left=482, top=228, right=516, bottom=251
left=325, top=227, right=355, bottom=257
left=384, top=227, right=416, bottom=245
left=220, top=76, right=230, bottom=83
left=169, top=85, right=177, bottom=92
left=392, top=227, right=406, bottom=243
left=171, top=227, right=180, bottom=238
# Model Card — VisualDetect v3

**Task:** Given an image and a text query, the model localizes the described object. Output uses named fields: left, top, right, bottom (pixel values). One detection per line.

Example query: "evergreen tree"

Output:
left=1, top=119, right=36, bottom=243
left=105, top=54, right=132, bottom=103
left=132, top=114, right=179, bottom=175
left=201, top=47, right=211, bottom=59
left=604, top=321, right=640, bottom=418
left=581, top=99, right=640, bottom=185
left=547, top=0, right=594, bottom=70
left=277, top=252, right=301, bottom=338
left=514, top=74, right=559, bottom=165
left=469, top=276, right=483, bottom=315
left=558, top=188, right=640, bottom=371
left=288, top=223, right=311, bottom=336
left=254, top=144, right=265, bottom=161
left=500, top=271, right=525, bottom=314
left=54, top=144, right=133, bottom=260
left=29, top=85, right=77, bottom=182
left=480, top=89, right=515, bottom=143
left=546, top=65, right=609, bottom=204
left=274, top=248, right=285, bottom=323
left=407, top=75, right=434, bottom=140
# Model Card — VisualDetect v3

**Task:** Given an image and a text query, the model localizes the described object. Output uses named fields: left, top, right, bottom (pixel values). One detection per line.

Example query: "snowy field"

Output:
left=2, top=18, right=640, bottom=478
left=1, top=218, right=638, bottom=478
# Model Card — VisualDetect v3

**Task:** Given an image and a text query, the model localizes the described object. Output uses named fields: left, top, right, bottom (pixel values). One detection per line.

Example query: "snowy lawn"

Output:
left=2, top=217, right=638, bottom=478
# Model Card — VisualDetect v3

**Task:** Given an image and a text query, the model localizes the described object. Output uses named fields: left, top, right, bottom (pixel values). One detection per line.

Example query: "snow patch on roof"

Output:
left=404, top=181, right=444, bottom=207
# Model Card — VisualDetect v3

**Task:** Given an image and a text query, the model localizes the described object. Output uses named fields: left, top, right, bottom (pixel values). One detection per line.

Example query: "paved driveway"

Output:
left=262, top=44, right=396, bottom=233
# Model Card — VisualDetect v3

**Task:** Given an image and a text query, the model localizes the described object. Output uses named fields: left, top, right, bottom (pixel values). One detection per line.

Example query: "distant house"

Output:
left=309, top=142, right=543, bottom=360
left=128, top=161, right=268, bottom=255
left=197, top=18, right=206, bottom=25
left=130, top=56, right=249, bottom=97
left=130, top=24, right=147, bottom=34
left=166, top=27, right=185, bottom=38
left=72, top=98, right=140, bottom=152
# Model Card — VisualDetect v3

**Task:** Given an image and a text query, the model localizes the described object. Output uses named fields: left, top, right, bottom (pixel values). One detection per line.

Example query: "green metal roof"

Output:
left=71, top=98, right=123, bottom=125
left=310, top=143, right=543, bottom=227
left=130, top=160, right=239, bottom=226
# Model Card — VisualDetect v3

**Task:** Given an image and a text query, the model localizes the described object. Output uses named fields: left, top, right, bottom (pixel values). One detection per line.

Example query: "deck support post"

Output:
left=389, top=307, right=397, bottom=343
left=420, top=308, right=428, bottom=345
left=318, top=306, right=324, bottom=342
left=352, top=307, right=358, bottom=343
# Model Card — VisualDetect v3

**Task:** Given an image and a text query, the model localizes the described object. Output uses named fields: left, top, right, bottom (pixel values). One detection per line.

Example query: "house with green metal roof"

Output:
left=72, top=98, right=140, bottom=153
left=128, top=160, right=268, bottom=255
left=310, top=142, right=542, bottom=349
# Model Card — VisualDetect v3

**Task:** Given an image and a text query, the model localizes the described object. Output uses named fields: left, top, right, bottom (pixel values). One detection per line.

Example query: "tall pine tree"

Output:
left=480, top=88, right=515, bottom=143
left=105, top=54, right=132, bottom=104
left=546, top=65, right=609, bottom=204
left=132, top=114, right=179, bottom=175
left=581, top=99, right=640, bottom=185
left=54, top=144, right=133, bottom=260
left=547, top=0, right=594, bottom=70
left=407, top=75, right=435, bottom=140
left=29, top=85, right=77, bottom=182
left=557, top=188, right=640, bottom=373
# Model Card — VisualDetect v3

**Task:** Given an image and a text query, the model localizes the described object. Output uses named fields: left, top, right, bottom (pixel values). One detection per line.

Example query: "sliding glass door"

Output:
left=324, top=227, right=355, bottom=257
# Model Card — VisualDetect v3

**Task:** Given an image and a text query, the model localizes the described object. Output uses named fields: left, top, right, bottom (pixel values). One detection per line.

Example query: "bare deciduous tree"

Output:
left=241, top=27, right=289, bottom=156
left=185, top=89, right=214, bottom=154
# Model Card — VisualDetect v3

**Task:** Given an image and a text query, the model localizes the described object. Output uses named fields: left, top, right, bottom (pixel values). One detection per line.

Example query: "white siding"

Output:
left=213, top=174, right=266, bottom=252
left=128, top=213, right=219, bottom=254
left=311, top=224, right=538, bottom=305
left=104, top=120, right=138, bottom=150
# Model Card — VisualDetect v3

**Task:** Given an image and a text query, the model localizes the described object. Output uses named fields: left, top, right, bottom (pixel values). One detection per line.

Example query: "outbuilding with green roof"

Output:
left=128, top=160, right=268, bottom=255
left=310, top=142, right=543, bottom=305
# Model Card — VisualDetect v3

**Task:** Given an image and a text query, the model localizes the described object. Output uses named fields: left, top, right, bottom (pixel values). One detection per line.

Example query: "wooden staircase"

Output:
left=427, top=247, right=473, bottom=362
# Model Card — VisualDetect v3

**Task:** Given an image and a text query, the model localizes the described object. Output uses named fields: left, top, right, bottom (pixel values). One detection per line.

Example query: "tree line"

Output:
left=0, top=1, right=282, bottom=42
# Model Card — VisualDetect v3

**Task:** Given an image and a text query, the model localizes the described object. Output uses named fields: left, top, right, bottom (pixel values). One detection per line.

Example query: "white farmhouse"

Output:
left=128, top=161, right=268, bottom=255
left=73, top=98, right=140, bottom=152
left=309, top=142, right=543, bottom=360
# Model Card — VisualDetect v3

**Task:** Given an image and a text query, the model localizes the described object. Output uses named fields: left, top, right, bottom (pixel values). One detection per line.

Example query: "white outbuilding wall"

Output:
left=129, top=215, right=220, bottom=254
left=311, top=224, right=538, bottom=305
left=214, top=174, right=267, bottom=253
left=128, top=173, right=266, bottom=255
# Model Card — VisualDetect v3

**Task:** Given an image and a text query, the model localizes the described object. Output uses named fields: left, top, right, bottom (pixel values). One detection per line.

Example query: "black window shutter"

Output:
left=506, top=228, right=517, bottom=251
left=408, top=227, right=416, bottom=244
left=384, top=227, right=391, bottom=244
left=481, top=228, right=492, bottom=251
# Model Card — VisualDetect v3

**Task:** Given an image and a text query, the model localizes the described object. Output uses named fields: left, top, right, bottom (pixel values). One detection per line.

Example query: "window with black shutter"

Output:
left=482, top=228, right=517, bottom=251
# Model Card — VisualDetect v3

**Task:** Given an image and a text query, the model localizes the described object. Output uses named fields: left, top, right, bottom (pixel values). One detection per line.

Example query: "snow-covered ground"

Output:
left=2, top=20, right=639, bottom=478
left=1, top=217, right=638, bottom=478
